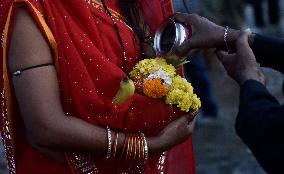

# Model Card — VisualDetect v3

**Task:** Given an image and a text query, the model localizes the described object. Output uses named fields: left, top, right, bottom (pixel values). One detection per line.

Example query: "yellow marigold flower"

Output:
left=129, top=58, right=176, bottom=78
left=170, top=76, right=194, bottom=93
left=166, top=76, right=201, bottom=112
left=190, top=94, right=202, bottom=111
left=143, top=78, right=169, bottom=99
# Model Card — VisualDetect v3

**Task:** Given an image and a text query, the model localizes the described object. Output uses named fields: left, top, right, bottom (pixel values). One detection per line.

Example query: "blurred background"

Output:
left=1, top=0, right=284, bottom=173
left=186, top=0, right=284, bottom=173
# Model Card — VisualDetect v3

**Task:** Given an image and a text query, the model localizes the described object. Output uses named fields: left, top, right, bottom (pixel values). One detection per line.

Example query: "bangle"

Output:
left=126, top=135, right=134, bottom=163
left=140, top=133, right=148, bottom=165
left=130, top=135, right=138, bottom=167
left=119, top=135, right=128, bottom=162
left=115, top=133, right=149, bottom=170
left=132, top=136, right=138, bottom=164
left=112, top=132, right=119, bottom=160
left=137, top=135, right=141, bottom=164
left=224, top=26, right=230, bottom=53
left=138, top=135, right=144, bottom=165
left=105, top=126, right=112, bottom=160
left=124, top=135, right=132, bottom=165
left=128, top=135, right=137, bottom=169
left=139, top=134, right=145, bottom=165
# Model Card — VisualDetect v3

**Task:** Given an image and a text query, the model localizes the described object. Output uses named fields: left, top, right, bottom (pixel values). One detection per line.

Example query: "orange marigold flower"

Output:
left=143, top=78, right=169, bottom=99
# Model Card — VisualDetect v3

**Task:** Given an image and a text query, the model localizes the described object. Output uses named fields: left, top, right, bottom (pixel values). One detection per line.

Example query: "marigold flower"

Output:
left=129, top=57, right=201, bottom=112
left=165, top=76, right=201, bottom=112
left=143, top=78, right=169, bottom=99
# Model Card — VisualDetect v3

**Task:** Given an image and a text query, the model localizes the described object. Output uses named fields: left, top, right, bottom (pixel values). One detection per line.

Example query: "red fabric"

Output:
left=139, top=0, right=174, bottom=32
left=0, top=0, right=196, bottom=173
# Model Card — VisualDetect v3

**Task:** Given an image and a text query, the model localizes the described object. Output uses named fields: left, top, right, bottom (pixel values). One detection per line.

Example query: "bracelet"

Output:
left=126, top=135, right=136, bottom=169
left=140, top=133, right=148, bottom=165
left=132, top=136, right=137, bottom=164
left=119, top=135, right=128, bottom=162
left=116, top=133, right=149, bottom=169
left=112, top=132, right=119, bottom=160
left=125, top=134, right=132, bottom=164
left=138, top=135, right=144, bottom=165
left=224, top=26, right=230, bottom=53
left=105, top=126, right=112, bottom=160
left=130, top=135, right=139, bottom=168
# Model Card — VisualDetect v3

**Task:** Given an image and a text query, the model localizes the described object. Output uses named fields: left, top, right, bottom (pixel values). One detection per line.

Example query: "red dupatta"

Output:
left=0, top=0, right=195, bottom=173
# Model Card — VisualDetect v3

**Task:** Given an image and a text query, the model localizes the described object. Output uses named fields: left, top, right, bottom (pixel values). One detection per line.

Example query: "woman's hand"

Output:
left=147, top=111, right=197, bottom=154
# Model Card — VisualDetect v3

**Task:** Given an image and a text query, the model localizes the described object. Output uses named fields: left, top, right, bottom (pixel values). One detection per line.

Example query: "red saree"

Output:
left=0, top=0, right=195, bottom=173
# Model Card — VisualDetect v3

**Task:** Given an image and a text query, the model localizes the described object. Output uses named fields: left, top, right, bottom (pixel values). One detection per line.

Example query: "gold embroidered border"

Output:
left=90, top=0, right=126, bottom=21
left=3, top=3, right=16, bottom=158
left=2, top=6, right=17, bottom=174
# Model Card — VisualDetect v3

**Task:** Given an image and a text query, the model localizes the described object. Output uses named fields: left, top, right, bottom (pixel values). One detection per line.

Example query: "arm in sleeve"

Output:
left=252, top=34, right=284, bottom=74
left=236, top=80, right=284, bottom=174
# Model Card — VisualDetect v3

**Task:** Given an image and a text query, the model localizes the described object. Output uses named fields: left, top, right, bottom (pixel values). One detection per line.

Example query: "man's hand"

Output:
left=172, top=13, right=225, bottom=57
left=216, top=31, right=265, bottom=85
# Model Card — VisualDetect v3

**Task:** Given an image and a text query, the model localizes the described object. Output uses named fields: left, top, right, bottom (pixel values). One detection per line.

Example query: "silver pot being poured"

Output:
left=154, top=18, right=192, bottom=57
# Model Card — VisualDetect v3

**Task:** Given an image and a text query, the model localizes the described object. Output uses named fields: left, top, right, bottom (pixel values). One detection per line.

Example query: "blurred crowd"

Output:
left=183, top=0, right=282, bottom=33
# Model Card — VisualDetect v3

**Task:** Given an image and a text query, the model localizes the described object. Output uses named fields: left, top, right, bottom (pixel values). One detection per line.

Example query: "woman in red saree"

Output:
left=0, top=0, right=197, bottom=173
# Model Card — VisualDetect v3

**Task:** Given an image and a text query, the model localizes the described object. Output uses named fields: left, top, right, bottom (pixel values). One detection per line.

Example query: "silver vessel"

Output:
left=154, top=18, right=191, bottom=56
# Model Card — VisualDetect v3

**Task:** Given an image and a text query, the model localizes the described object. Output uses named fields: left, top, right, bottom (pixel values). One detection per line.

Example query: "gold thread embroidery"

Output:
left=90, top=0, right=125, bottom=21
left=2, top=4, right=17, bottom=174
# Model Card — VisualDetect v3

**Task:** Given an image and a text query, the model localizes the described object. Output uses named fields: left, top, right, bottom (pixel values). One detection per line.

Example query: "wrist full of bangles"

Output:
left=105, top=126, right=148, bottom=168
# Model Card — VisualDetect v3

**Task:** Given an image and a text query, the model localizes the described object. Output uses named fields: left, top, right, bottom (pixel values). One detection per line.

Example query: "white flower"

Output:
left=146, top=68, right=172, bottom=86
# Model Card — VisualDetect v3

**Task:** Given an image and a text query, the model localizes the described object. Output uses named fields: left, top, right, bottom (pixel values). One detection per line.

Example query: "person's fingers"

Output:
left=235, top=30, right=257, bottom=64
left=216, top=51, right=237, bottom=68
left=175, top=38, right=200, bottom=57
left=187, top=116, right=197, bottom=131
left=216, top=50, right=230, bottom=62
left=175, top=39, right=191, bottom=57
left=186, top=111, right=198, bottom=122
left=172, top=13, right=198, bottom=25
left=236, top=30, right=253, bottom=54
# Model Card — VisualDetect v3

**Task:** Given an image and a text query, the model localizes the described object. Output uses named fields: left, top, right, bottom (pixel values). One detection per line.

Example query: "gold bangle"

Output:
left=132, top=135, right=137, bottom=165
left=129, top=135, right=134, bottom=162
left=119, top=134, right=128, bottom=162
left=137, top=135, right=141, bottom=165
left=140, top=133, right=148, bottom=165
left=140, top=135, right=145, bottom=165
left=128, top=135, right=137, bottom=169
left=125, top=135, right=132, bottom=164
left=139, top=135, right=144, bottom=165
left=112, top=132, right=119, bottom=160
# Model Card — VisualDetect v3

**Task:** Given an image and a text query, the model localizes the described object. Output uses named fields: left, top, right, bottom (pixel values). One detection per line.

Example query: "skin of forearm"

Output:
left=26, top=113, right=122, bottom=157
left=25, top=110, right=165, bottom=157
